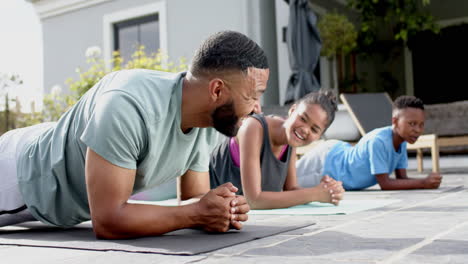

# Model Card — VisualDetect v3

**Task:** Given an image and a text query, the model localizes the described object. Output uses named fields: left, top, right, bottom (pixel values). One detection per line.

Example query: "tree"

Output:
left=348, top=0, right=439, bottom=51
left=346, top=0, right=440, bottom=96
left=6, top=46, right=187, bottom=131
left=317, top=12, right=358, bottom=92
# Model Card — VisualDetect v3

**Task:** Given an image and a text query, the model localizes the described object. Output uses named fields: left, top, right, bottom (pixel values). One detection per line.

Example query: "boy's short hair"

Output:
left=393, top=96, right=424, bottom=115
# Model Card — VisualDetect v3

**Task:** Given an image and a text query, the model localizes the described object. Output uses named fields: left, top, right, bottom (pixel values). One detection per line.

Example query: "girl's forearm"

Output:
left=245, top=187, right=325, bottom=209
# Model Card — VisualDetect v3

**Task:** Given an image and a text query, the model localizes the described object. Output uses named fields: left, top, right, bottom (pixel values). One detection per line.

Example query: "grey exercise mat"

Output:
left=0, top=220, right=315, bottom=255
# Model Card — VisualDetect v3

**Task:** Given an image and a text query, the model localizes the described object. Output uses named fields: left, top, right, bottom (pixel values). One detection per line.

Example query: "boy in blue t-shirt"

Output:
left=296, top=95, right=442, bottom=191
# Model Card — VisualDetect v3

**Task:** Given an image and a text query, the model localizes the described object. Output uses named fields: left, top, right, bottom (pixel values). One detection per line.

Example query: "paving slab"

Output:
left=199, top=255, right=375, bottom=264
left=395, top=255, right=468, bottom=264
left=0, top=155, right=467, bottom=264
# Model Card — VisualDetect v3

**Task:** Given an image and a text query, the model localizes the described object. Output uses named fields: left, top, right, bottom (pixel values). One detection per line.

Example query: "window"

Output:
left=103, top=2, right=167, bottom=68
left=113, top=14, right=159, bottom=63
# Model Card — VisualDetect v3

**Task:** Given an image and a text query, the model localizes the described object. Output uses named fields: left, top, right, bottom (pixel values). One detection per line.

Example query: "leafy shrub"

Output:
left=11, top=46, right=187, bottom=128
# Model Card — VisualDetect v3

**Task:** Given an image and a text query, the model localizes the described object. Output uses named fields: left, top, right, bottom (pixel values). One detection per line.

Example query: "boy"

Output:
left=296, top=95, right=442, bottom=190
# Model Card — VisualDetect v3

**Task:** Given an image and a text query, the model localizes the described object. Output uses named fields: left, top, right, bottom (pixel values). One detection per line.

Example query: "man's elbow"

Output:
left=91, top=214, right=127, bottom=240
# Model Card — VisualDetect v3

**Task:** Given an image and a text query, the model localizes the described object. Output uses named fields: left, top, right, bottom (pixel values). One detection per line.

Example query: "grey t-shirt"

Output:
left=17, top=69, right=216, bottom=227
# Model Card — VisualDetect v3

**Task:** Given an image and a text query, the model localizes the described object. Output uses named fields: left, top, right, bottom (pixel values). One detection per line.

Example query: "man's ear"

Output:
left=288, top=104, right=297, bottom=116
left=208, top=78, right=225, bottom=103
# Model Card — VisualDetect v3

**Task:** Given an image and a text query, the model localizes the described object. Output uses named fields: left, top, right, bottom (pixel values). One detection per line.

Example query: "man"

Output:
left=0, top=31, right=270, bottom=239
left=296, top=95, right=442, bottom=191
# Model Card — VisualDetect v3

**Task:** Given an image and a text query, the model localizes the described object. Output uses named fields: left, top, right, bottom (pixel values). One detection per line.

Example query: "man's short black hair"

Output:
left=190, top=31, right=269, bottom=76
left=393, top=95, right=425, bottom=111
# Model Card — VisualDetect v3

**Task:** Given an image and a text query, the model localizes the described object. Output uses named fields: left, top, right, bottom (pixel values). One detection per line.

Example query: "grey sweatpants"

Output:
left=296, top=140, right=340, bottom=188
left=0, top=123, right=53, bottom=226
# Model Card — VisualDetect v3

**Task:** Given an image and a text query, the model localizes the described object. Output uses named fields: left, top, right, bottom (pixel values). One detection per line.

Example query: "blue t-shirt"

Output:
left=323, top=126, right=408, bottom=190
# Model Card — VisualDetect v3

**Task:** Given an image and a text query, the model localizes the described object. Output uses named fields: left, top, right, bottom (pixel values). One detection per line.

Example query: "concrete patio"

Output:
left=1, top=154, right=467, bottom=264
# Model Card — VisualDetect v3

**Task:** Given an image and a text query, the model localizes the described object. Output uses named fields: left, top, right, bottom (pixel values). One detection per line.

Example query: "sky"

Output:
left=0, top=0, right=42, bottom=112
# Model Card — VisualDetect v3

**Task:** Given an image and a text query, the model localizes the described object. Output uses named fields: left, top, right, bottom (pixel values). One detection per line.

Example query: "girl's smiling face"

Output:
left=283, top=103, right=328, bottom=147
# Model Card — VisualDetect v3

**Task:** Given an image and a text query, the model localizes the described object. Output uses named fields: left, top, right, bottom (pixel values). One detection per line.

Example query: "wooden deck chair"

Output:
left=340, top=92, right=440, bottom=173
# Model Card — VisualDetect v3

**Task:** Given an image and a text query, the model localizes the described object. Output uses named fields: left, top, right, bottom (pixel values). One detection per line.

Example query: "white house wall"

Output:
left=41, top=0, right=156, bottom=93
left=39, top=0, right=279, bottom=105
left=274, top=0, right=290, bottom=105
left=165, top=0, right=278, bottom=105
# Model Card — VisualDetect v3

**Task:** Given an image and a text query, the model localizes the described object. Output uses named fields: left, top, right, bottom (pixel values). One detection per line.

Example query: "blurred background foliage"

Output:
left=0, top=46, right=187, bottom=134
left=317, top=0, right=439, bottom=95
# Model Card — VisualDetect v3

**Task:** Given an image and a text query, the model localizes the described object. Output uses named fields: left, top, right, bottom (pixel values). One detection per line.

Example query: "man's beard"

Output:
left=212, top=101, right=240, bottom=137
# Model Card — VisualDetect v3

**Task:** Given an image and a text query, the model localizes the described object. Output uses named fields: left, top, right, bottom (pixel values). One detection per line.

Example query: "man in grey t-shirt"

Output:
left=0, top=31, right=269, bottom=239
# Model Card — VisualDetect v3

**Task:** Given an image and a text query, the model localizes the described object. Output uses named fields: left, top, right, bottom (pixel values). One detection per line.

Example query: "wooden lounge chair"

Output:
left=340, top=92, right=468, bottom=173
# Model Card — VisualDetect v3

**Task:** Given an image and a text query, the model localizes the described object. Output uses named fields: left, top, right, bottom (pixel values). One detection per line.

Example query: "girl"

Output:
left=209, top=90, right=345, bottom=209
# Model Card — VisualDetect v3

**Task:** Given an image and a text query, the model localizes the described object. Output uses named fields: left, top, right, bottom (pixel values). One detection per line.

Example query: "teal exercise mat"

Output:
left=129, top=198, right=400, bottom=215
left=248, top=199, right=401, bottom=215
left=0, top=220, right=315, bottom=255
